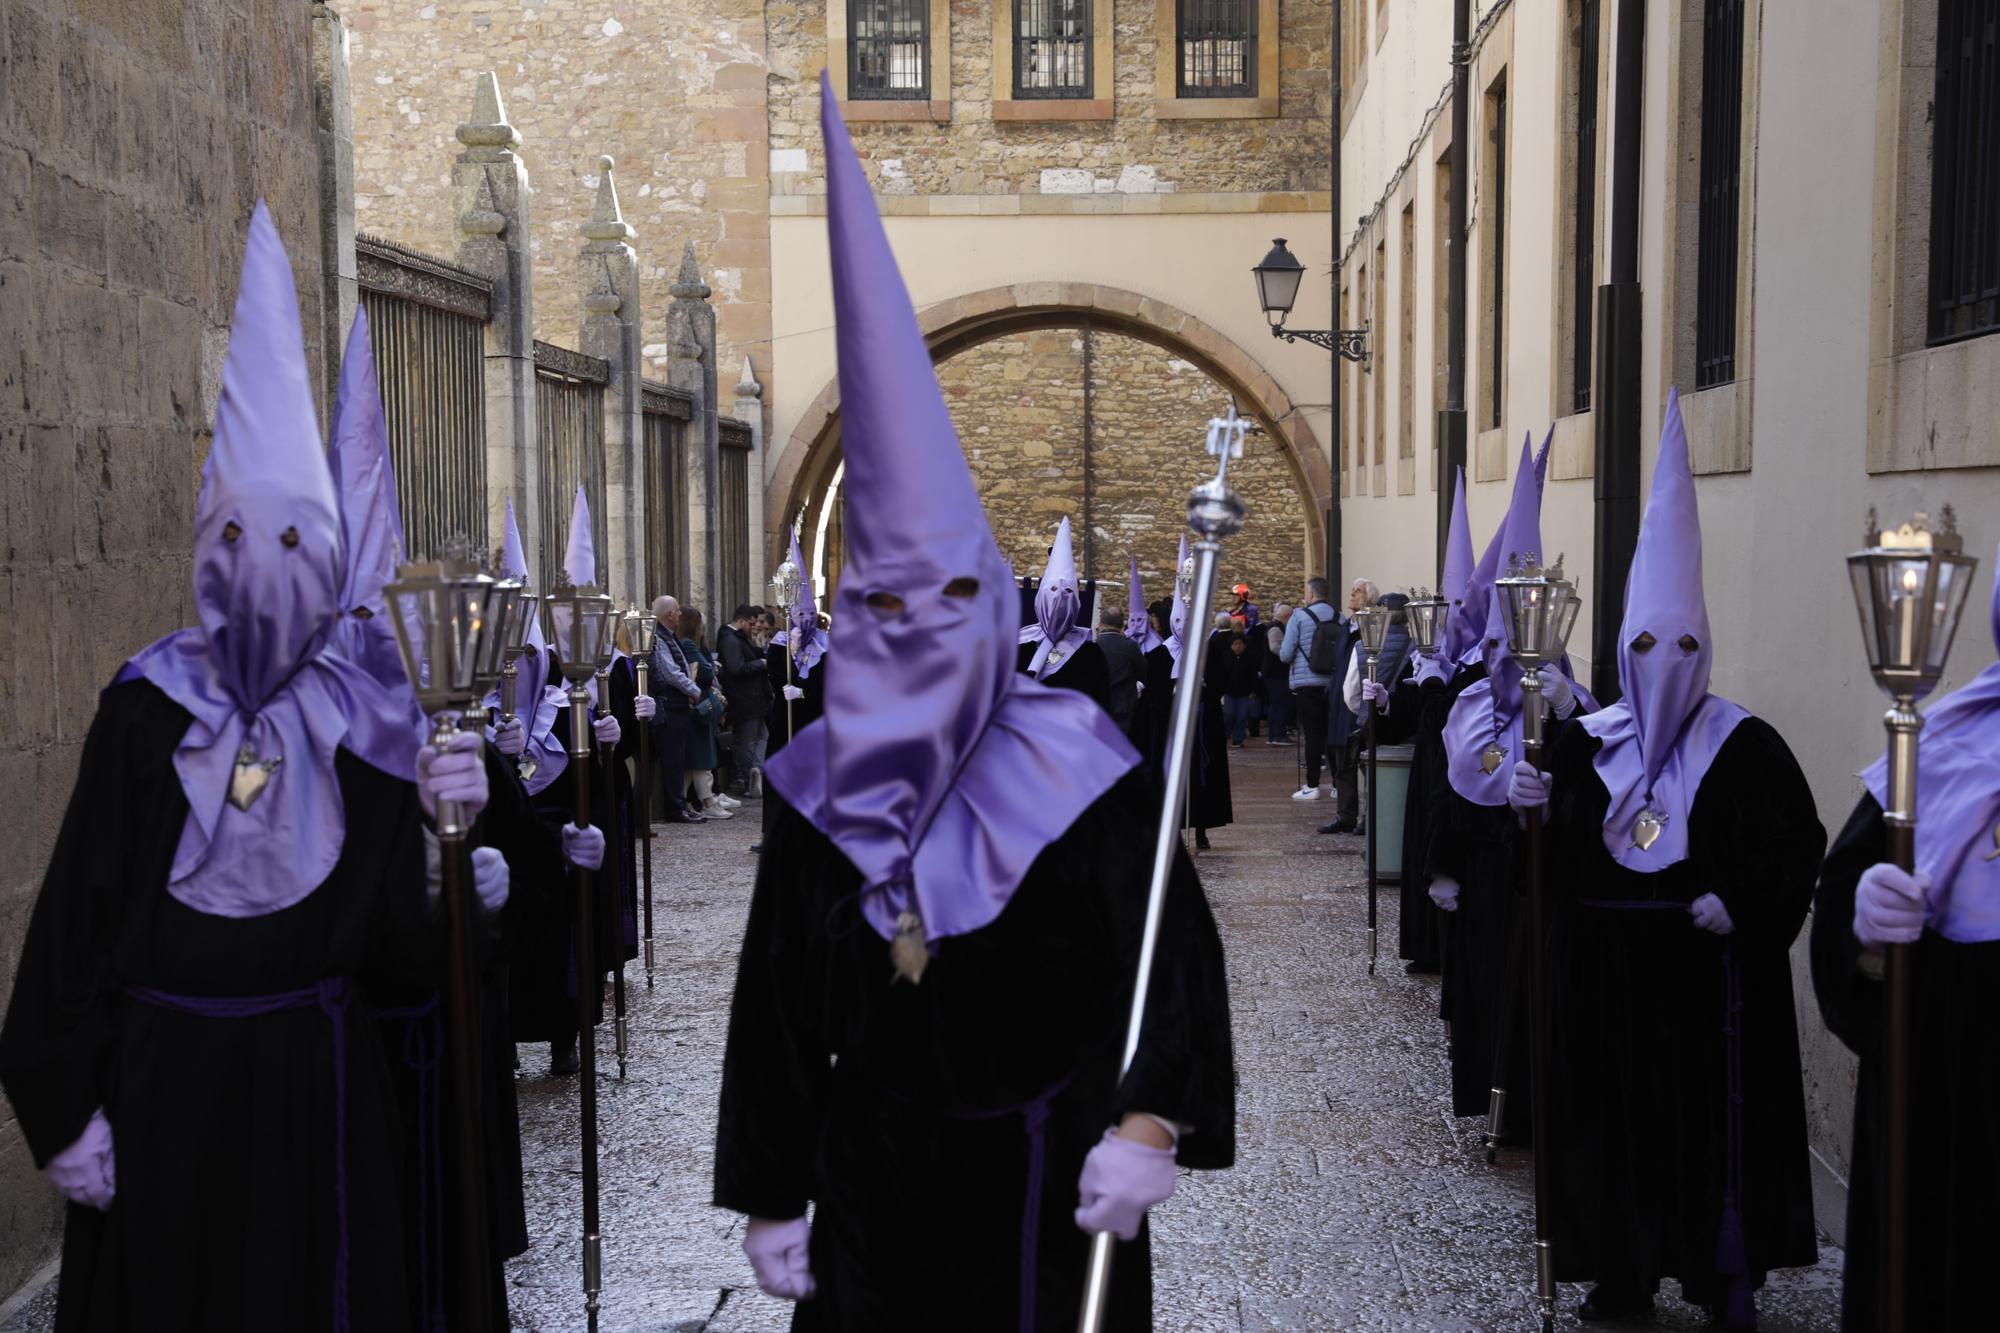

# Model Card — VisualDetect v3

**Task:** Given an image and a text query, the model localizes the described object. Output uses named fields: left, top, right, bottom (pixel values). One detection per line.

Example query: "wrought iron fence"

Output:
left=718, top=420, right=753, bottom=616
left=535, top=341, right=610, bottom=594
left=641, top=382, right=693, bottom=602
left=356, top=235, right=491, bottom=559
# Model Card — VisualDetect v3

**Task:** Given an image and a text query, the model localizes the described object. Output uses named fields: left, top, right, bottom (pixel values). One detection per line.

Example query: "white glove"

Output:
left=782, top=684, right=804, bottom=702
left=1855, top=863, right=1929, bottom=948
left=1506, top=761, right=1551, bottom=816
left=471, top=846, right=510, bottom=914
left=1545, top=670, right=1576, bottom=719
left=45, top=1109, right=115, bottom=1211
left=743, top=1216, right=816, bottom=1301
left=1429, top=874, right=1460, bottom=913
left=563, top=823, right=605, bottom=870
left=1360, top=679, right=1390, bottom=713
left=1688, top=892, right=1733, bottom=935
left=491, top=717, right=526, bottom=757
left=416, top=732, right=488, bottom=822
left=1134, top=681, right=1145, bottom=697
left=592, top=713, right=621, bottom=748
left=633, top=694, right=657, bottom=721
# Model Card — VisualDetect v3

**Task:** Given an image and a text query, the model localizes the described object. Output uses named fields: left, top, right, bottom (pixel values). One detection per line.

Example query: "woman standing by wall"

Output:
left=678, top=609, right=737, bottom=821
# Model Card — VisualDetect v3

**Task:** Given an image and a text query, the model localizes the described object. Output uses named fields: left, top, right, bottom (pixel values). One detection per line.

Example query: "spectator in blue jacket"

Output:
left=1278, top=578, right=1341, bottom=800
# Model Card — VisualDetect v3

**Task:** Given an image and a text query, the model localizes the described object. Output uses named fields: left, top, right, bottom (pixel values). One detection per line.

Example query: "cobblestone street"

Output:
left=492, top=743, right=1845, bottom=1332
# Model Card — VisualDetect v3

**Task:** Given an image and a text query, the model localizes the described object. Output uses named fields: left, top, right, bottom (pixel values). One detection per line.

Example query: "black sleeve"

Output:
left=1811, top=794, right=1889, bottom=1060
left=718, top=629, right=751, bottom=683
left=472, top=750, right=568, bottom=959
left=1071, top=641, right=1114, bottom=712
left=1697, top=719, right=1827, bottom=947
left=712, top=801, right=834, bottom=1219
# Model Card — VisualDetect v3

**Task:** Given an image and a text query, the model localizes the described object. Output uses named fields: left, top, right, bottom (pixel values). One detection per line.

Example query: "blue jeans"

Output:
left=1222, top=694, right=1257, bottom=744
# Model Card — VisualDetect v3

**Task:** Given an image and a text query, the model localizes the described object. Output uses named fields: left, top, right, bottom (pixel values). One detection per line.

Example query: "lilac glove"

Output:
left=1429, top=874, right=1461, bottom=913
left=1361, top=679, right=1390, bottom=713
left=46, top=1109, right=115, bottom=1211
left=416, top=732, right=489, bottom=823
left=592, top=713, right=621, bottom=748
left=563, top=823, right=605, bottom=870
left=633, top=694, right=657, bottom=721
left=782, top=685, right=805, bottom=702
left=1689, top=892, right=1734, bottom=935
left=1855, top=863, right=1930, bottom=948
left=1545, top=669, right=1576, bottom=719
left=492, top=717, right=526, bottom=757
left=471, top=847, right=509, bottom=914
left=1507, top=761, right=1551, bottom=816
left=743, top=1216, right=816, bottom=1301
left=1074, top=1128, right=1177, bottom=1241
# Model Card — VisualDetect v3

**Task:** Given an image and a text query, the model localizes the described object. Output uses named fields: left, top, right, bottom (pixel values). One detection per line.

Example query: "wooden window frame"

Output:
left=994, top=0, right=1114, bottom=121
left=829, top=0, right=953, bottom=123
left=1154, top=0, right=1280, bottom=120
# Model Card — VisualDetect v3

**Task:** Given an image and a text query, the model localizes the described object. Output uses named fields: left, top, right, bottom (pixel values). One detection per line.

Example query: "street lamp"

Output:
left=1252, top=237, right=1369, bottom=365
left=625, top=606, right=659, bottom=991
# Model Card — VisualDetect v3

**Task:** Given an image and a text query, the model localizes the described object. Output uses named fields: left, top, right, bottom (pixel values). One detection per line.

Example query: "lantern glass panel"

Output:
left=1356, top=606, right=1388, bottom=653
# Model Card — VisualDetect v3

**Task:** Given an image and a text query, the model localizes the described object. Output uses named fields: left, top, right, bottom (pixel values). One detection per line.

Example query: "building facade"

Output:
left=1336, top=0, right=2000, bottom=1240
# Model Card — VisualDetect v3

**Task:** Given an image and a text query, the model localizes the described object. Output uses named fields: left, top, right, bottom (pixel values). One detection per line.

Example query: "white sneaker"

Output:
left=1291, top=785, right=1322, bottom=801
left=701, top=800, right=735, bottom=820
left=714, top=793, right=743, bottom=810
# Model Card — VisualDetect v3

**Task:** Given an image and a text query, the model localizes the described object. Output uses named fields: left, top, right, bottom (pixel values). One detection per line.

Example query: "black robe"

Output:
left=764, top=643, right=828, bottom=842
left=0, top=679, right=431, bottom=1332
left=1015, top=638, right=1114, bottom=714
left=1541, top=718, right=1822, bottom=1300
left=1381, top=671, right=1451, bottom=972
left=714, top=773, right=1236, bottom=1332
left=1811, top=795, right=2000, bottom=1332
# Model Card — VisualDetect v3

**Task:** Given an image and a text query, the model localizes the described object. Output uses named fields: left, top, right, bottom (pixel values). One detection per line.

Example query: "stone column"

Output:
left=733, top=356, right=768, bottom=598
left=666, top=244, right=719, bottom=619
left=453, top=73, right=540, bottom=573
left=311, top=3, right=356, bottom=424
left=579, top=155, right=642, bottom=607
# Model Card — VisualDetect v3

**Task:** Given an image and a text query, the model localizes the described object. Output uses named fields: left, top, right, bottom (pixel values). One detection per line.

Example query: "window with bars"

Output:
left=1177, top=0, right=1257, bottom=98
left=849, top=0, right=930, bottom=100
left=1015, top=0, right=1091, bottom=98
left=1930, top=0, right=2000, bottom=345
left=1486, top=80, right=1508, bottom=431
left=1572, top=0, right=1601, bottom=412
left=1695, top=0, right=1744, bottom=388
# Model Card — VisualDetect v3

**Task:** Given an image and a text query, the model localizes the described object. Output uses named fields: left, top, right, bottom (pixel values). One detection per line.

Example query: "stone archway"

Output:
left=770, top=282, right=1333, bottom=582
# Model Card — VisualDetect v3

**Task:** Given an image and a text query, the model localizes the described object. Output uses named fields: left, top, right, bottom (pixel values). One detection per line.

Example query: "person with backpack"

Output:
left=1278, top=577, right=1344, bottom=801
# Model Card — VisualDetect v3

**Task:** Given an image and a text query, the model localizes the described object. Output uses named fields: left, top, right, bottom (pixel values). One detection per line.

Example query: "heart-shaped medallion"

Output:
left=517, top=756, right=540, bottom=783
left=228, top=745, right=280, bottom=812
left=1633, top=808, right=1665, bottom=851
left=1480, top=743, right=1506, bottom=775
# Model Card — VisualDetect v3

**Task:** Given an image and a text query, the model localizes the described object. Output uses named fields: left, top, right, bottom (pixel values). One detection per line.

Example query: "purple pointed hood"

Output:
left=1020, top=516, right=1091, bottom=677
left=1125, top=554, right=1163, bottom=652
left=1579, top=388, right=1748, bottom=867
left=784, top=528, right=829, bottom=678
left=1863, top=543, right=2000, bottom=940
left=1167, top=534, right=1191, bottom=678
left=1432, top=467, right=1478, bottom=668
left=485, top=495, right=567, bottom=794
left=327, top=308, right=419, bottom=703
left=1454, top=430, right=1551, bottom=668
left=558, top=485, right=622, bottom=706
left=122, top=203, right=416, bottom=917
left=763, top=76, right=1138, bottom=946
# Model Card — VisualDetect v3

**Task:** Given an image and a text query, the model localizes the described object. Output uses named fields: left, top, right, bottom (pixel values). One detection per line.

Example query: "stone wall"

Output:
left=345, top=0, right=774, bottom=413
left=937, top=329, right=1310, bottom=606
left=0, top=0, right=331, bottom=1298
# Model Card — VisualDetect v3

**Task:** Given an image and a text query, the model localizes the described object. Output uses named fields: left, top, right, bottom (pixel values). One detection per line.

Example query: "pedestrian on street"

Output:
left=718, top=604, right=774, bottom=798
left=1317, top=580, right=1373, bottom=835
left=677, top=608, right=737, bottom=821
left=1261, top=606, right=1294, bottom=745
left=649, top=596, right=707, bottom=823
left=1278, top=577, right=1342, bottom=800
left=1095, top=599, right=1146, bottom=736
left=1218, top=627, right=1260, bottom=747
left=714, top=82, right=1237, bottom=1332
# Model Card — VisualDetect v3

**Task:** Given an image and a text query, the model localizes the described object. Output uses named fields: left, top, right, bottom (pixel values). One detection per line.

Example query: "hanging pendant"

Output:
left=1479, top=743, right=1507, bottom=775
left=228, top=744, right=281, bottom=812
left=1632, top=807, right=1667, bottom=852
left=889, top=911, right=929, bottom=986
left=516, top=755, right=540, bottom=783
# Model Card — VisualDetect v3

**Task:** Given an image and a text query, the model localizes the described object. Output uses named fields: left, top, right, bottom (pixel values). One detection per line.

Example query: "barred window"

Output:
left=1571, top=0, right=1600, bottom=412
left=1930, top=0, right=2000, bottom=345
left=1177, top=0, right=1256, bottom=98
left=1015, top=0, right=1091, bottom=99
left=1694, top=0, right=1744, bottom=389
left=849, top=0, right=930, bottom=101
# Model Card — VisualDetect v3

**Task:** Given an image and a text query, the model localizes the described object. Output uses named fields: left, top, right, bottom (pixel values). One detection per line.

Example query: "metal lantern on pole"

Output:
left=1404, top=587, right=1448, bottom=657
left=1491, top=551, right=1582, bottom=1333
left=625, top=606, right=659, bottom=990
left=772, top=554, right=803, bottom=744
left=1355, top=603, right=1390, bottom=975
left=580, top=588, right=630, bottom=1081
left=541, top=577, right=617, bottom=1333
left=381, top=552, right=511, bottom=1333
left=1844, top=506, right=1979, bottom=1333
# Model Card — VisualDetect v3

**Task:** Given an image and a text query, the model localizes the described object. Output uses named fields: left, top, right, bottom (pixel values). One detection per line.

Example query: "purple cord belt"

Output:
left=127, top=978, right=354, bottom=1333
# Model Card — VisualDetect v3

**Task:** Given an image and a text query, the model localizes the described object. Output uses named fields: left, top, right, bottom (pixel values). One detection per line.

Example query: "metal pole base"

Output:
left=584, top=1231, right=602, bottom=1331
left=1367, top=926, right=1377, bottom=976
left=1485, top=1087, right=1507, bottom=1163
left=1076, top=1230, right=1117, bottom=1333
left=1445, top=1019, right=1453, bottom=1052
left=644, top=936, right=655, bottom=989
left=615, top=1017, right=628, bottom=1079
left=1536, top=1239, right=1556, bottom=1332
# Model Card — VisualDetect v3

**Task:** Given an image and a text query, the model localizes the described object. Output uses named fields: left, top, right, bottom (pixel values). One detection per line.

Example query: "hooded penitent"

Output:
left=326, top=308, right=424, bottom=731
left=1018, top=516, right=1091, bottom=678
left=558, top=485, right=620, bottom=708
left=120, top=202, right=416, bottom=917
left=1861, top=540, right=2000, bottom=941
left=1166, top=533, right=1191, bottom=678
left=762, top=74, right=1139, bottom=949
left=784, top=527, right=828, bottom=678
left=1453, top=429, right=1552, bottom=670
left=1125, top=554, right=1163, bottom=652
left=486, top=494, right=568, bottom=795
left=1419, top=466, right=1476, bottom=684
left=1577, top=387, right=1749, bottom=869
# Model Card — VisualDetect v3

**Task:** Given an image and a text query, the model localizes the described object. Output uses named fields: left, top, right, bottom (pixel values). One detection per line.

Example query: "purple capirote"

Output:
left=1124, top=554, right=1163, bottom=653
left=1019, top=516, right=1091, bottom=677
left=762, top=75, right=1138, bottom=946
left=1577, top=386, right=1749, bottom=869
left=1166, top=533, right=1190, bottom=679
left=1418, top=466, right=1476, bottom=685
left=120, top=202, right=417, bottom=919
left=786, top=527, right=828, bottom=678
left=1863, top=538, right=2000, bottom=942
left=482, top=495, right=569, bottom=796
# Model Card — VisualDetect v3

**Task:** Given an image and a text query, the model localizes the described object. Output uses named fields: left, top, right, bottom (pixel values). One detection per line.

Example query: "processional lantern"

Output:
left=1404, top=587, right=1449, bottom=655
left=1495, top=553, right=1583, bottom=675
